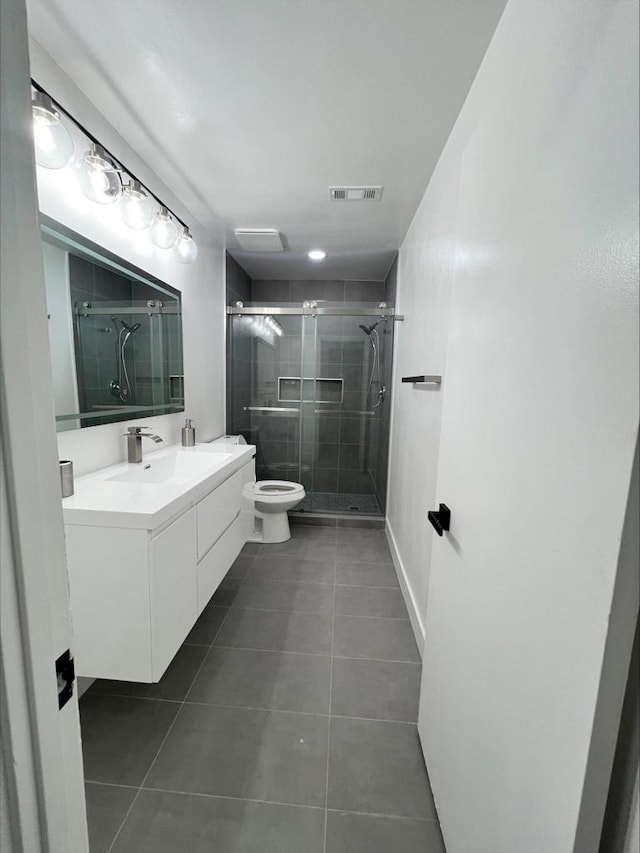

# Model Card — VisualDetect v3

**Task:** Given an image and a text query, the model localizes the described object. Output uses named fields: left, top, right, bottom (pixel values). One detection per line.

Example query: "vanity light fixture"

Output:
left=77, top=143, right=122, bottom=204
left=149, top=207, right=179, bottom=249
left=31, top=91, right=74, bottom=169
left=175, top=226, right=198, bottom=263
left=121, top=180, right=156, bottom=229
left=308, top=249, right=326, bottom=261
left=30, top=79, right=199, bottom=263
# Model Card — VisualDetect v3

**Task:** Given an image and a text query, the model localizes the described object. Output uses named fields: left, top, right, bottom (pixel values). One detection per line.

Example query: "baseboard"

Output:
left=385, top=520, right=425, bottom=657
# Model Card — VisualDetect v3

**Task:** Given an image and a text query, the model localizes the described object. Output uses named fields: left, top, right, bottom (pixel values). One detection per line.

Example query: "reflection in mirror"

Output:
left=41, top=217, right=184, bottom=431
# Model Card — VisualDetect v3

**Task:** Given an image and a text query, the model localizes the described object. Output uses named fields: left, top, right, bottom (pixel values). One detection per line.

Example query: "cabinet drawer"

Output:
left=196, top=468, right=243, bottom=560
left=197, top=512, right=245, bottom=612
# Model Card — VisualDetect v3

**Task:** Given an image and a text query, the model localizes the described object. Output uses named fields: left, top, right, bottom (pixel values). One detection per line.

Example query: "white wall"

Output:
left=386, top=0, right=639, bottom=647
left=29, top=39, right=226, bottom=476
left=385, top=146, right=459, bottom=646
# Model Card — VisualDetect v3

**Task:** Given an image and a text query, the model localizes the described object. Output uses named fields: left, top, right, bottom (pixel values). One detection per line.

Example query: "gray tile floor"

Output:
left=81, top=525, right=446, bottom=853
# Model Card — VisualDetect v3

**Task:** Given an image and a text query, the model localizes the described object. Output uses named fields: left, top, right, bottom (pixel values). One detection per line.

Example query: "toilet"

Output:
left=242, top=479, right=306, bottom=543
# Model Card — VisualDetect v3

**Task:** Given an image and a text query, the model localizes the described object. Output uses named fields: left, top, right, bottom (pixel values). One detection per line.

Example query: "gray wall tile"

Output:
left=251, top=279, right=291, bottom=303
left=343, top=280, right=385, bottom=303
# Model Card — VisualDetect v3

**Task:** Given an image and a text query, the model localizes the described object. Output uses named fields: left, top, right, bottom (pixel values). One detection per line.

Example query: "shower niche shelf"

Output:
left=278, top=376, right=343, bottom=404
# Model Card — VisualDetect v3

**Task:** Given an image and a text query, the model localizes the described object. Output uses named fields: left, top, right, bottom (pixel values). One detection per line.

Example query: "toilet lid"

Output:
left=254, top=480, right=304, bottom=495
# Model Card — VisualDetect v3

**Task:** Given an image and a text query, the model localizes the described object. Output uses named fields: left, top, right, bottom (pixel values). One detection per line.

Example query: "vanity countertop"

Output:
left=61, top=441, right=256, bottom=531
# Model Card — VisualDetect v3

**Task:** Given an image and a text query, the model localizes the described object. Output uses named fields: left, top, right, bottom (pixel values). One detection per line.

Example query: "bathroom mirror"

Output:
left=40, top=215, right=184, bottom=431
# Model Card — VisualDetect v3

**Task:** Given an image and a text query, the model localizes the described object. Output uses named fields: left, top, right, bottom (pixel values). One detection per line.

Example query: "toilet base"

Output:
left=248, top=511, right=292, bottom=544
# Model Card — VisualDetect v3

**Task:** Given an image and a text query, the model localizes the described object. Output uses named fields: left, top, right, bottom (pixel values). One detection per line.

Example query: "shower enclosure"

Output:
left=227, top=302, right=395, bottom=516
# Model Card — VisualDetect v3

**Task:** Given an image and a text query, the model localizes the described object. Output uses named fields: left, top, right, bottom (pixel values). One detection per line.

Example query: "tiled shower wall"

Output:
left=251, top=279, right=385, bottom=305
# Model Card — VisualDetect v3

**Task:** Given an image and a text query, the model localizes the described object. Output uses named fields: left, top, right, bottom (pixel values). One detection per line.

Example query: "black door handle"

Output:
left=428, top=503, right=451, bottom=536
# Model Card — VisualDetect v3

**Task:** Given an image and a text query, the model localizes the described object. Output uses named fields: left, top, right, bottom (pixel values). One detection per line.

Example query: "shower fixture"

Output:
left=109, top=317, right=141, bottom=401
left=358, top=319, right=384, bottom=337
left=360, top=319, right=386, bottom=409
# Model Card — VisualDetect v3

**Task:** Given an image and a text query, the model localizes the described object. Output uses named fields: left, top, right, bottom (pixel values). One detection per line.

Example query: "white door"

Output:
left=0, top=0, right=89, bottom=849
left=416, top=2, right=639, bottom=852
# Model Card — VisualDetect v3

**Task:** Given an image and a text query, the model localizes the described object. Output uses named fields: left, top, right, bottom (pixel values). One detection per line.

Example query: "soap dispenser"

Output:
left=181, top=418, right=195, bottom=447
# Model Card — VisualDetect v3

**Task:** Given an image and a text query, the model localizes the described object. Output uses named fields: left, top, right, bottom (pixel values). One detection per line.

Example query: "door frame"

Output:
left=0, top=0, right=89, bottom=849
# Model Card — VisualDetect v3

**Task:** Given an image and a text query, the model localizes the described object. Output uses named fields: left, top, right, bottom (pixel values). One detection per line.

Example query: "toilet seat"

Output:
left=242, top=480, right=305, bottom=509
left=254, top=480, right=304, bottom=496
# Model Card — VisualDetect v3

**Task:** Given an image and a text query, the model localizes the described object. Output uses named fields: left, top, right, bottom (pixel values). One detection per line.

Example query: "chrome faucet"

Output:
left=124, top=426, right=163, bottom=463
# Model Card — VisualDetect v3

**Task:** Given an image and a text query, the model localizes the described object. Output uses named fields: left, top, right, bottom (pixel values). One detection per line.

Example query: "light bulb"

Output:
left=308, top=249, right=326, bottom=261
left=77, top=144, right=122, bottom=204
left=89, top=168, right=110, bottom=193
left=150, top=207, right=178, bottom=249
left=31, top=92, right=73, bottom=169
left=121, top=180, right=155, bottom=230
left=174, top=227, right=198, bottom=263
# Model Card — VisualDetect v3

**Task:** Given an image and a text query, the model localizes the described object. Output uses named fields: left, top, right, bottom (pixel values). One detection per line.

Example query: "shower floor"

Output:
left=298, top=491, right=382, bottom=515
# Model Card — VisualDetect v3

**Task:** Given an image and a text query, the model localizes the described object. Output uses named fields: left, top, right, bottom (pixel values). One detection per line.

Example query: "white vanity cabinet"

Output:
left=150, top=507, right=198, bottom=680
left=63, top=447, right=255, bottom=683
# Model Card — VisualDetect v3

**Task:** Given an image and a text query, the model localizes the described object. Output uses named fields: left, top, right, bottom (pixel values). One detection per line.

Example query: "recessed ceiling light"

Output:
left=308, top=249, right=326, bottom=261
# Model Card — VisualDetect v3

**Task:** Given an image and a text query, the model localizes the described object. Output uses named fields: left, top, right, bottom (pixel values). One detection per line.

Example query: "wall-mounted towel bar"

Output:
left=401, top=375, right=442, bottom=385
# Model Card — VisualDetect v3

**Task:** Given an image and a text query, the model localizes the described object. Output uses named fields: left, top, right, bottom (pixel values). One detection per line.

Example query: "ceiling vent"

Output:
left=329, top=186, right=383, bottom=202
left=234, top=229, right=284, bottom=252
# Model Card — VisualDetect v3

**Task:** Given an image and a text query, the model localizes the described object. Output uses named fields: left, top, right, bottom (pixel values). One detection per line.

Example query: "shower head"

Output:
left=359, top=319, right=383, bottom=336
left=120, top=320, right=141, bottom=333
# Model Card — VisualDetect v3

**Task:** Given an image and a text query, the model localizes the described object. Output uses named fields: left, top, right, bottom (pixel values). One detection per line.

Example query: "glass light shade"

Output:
left=77, top=144, right=122, bottom=204
left=175, top=227, right=198, bottom=263
left=32, top=92, right=74, bottom=169
left=149, top=207, right=179, bottom=249
left=121, top=180, right=155, bottom=229
left=308, top=249, right=326, bottom=261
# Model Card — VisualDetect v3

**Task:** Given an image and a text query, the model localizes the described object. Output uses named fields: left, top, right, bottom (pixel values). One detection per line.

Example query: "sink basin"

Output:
left=108, top=451, right=233, bottom=485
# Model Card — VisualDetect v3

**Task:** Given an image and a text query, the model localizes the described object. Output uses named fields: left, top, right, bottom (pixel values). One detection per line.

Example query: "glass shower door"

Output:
left=302, top=311, right=393, bottom=515
left=227, top=312, right=304, bottom=483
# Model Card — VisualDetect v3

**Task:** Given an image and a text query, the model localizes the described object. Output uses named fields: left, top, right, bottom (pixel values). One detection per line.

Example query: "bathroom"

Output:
left=1, top=2, right=638, bottom=853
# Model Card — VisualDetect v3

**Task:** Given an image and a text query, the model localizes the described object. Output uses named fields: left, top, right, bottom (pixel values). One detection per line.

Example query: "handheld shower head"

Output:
left=121, top=320, right=142, bottom=333
left=359, top=319, right=383, bottom=336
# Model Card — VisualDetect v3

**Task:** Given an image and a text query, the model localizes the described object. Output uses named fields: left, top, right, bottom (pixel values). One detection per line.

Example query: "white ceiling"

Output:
left=26, top=0, right=506, bottom=280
